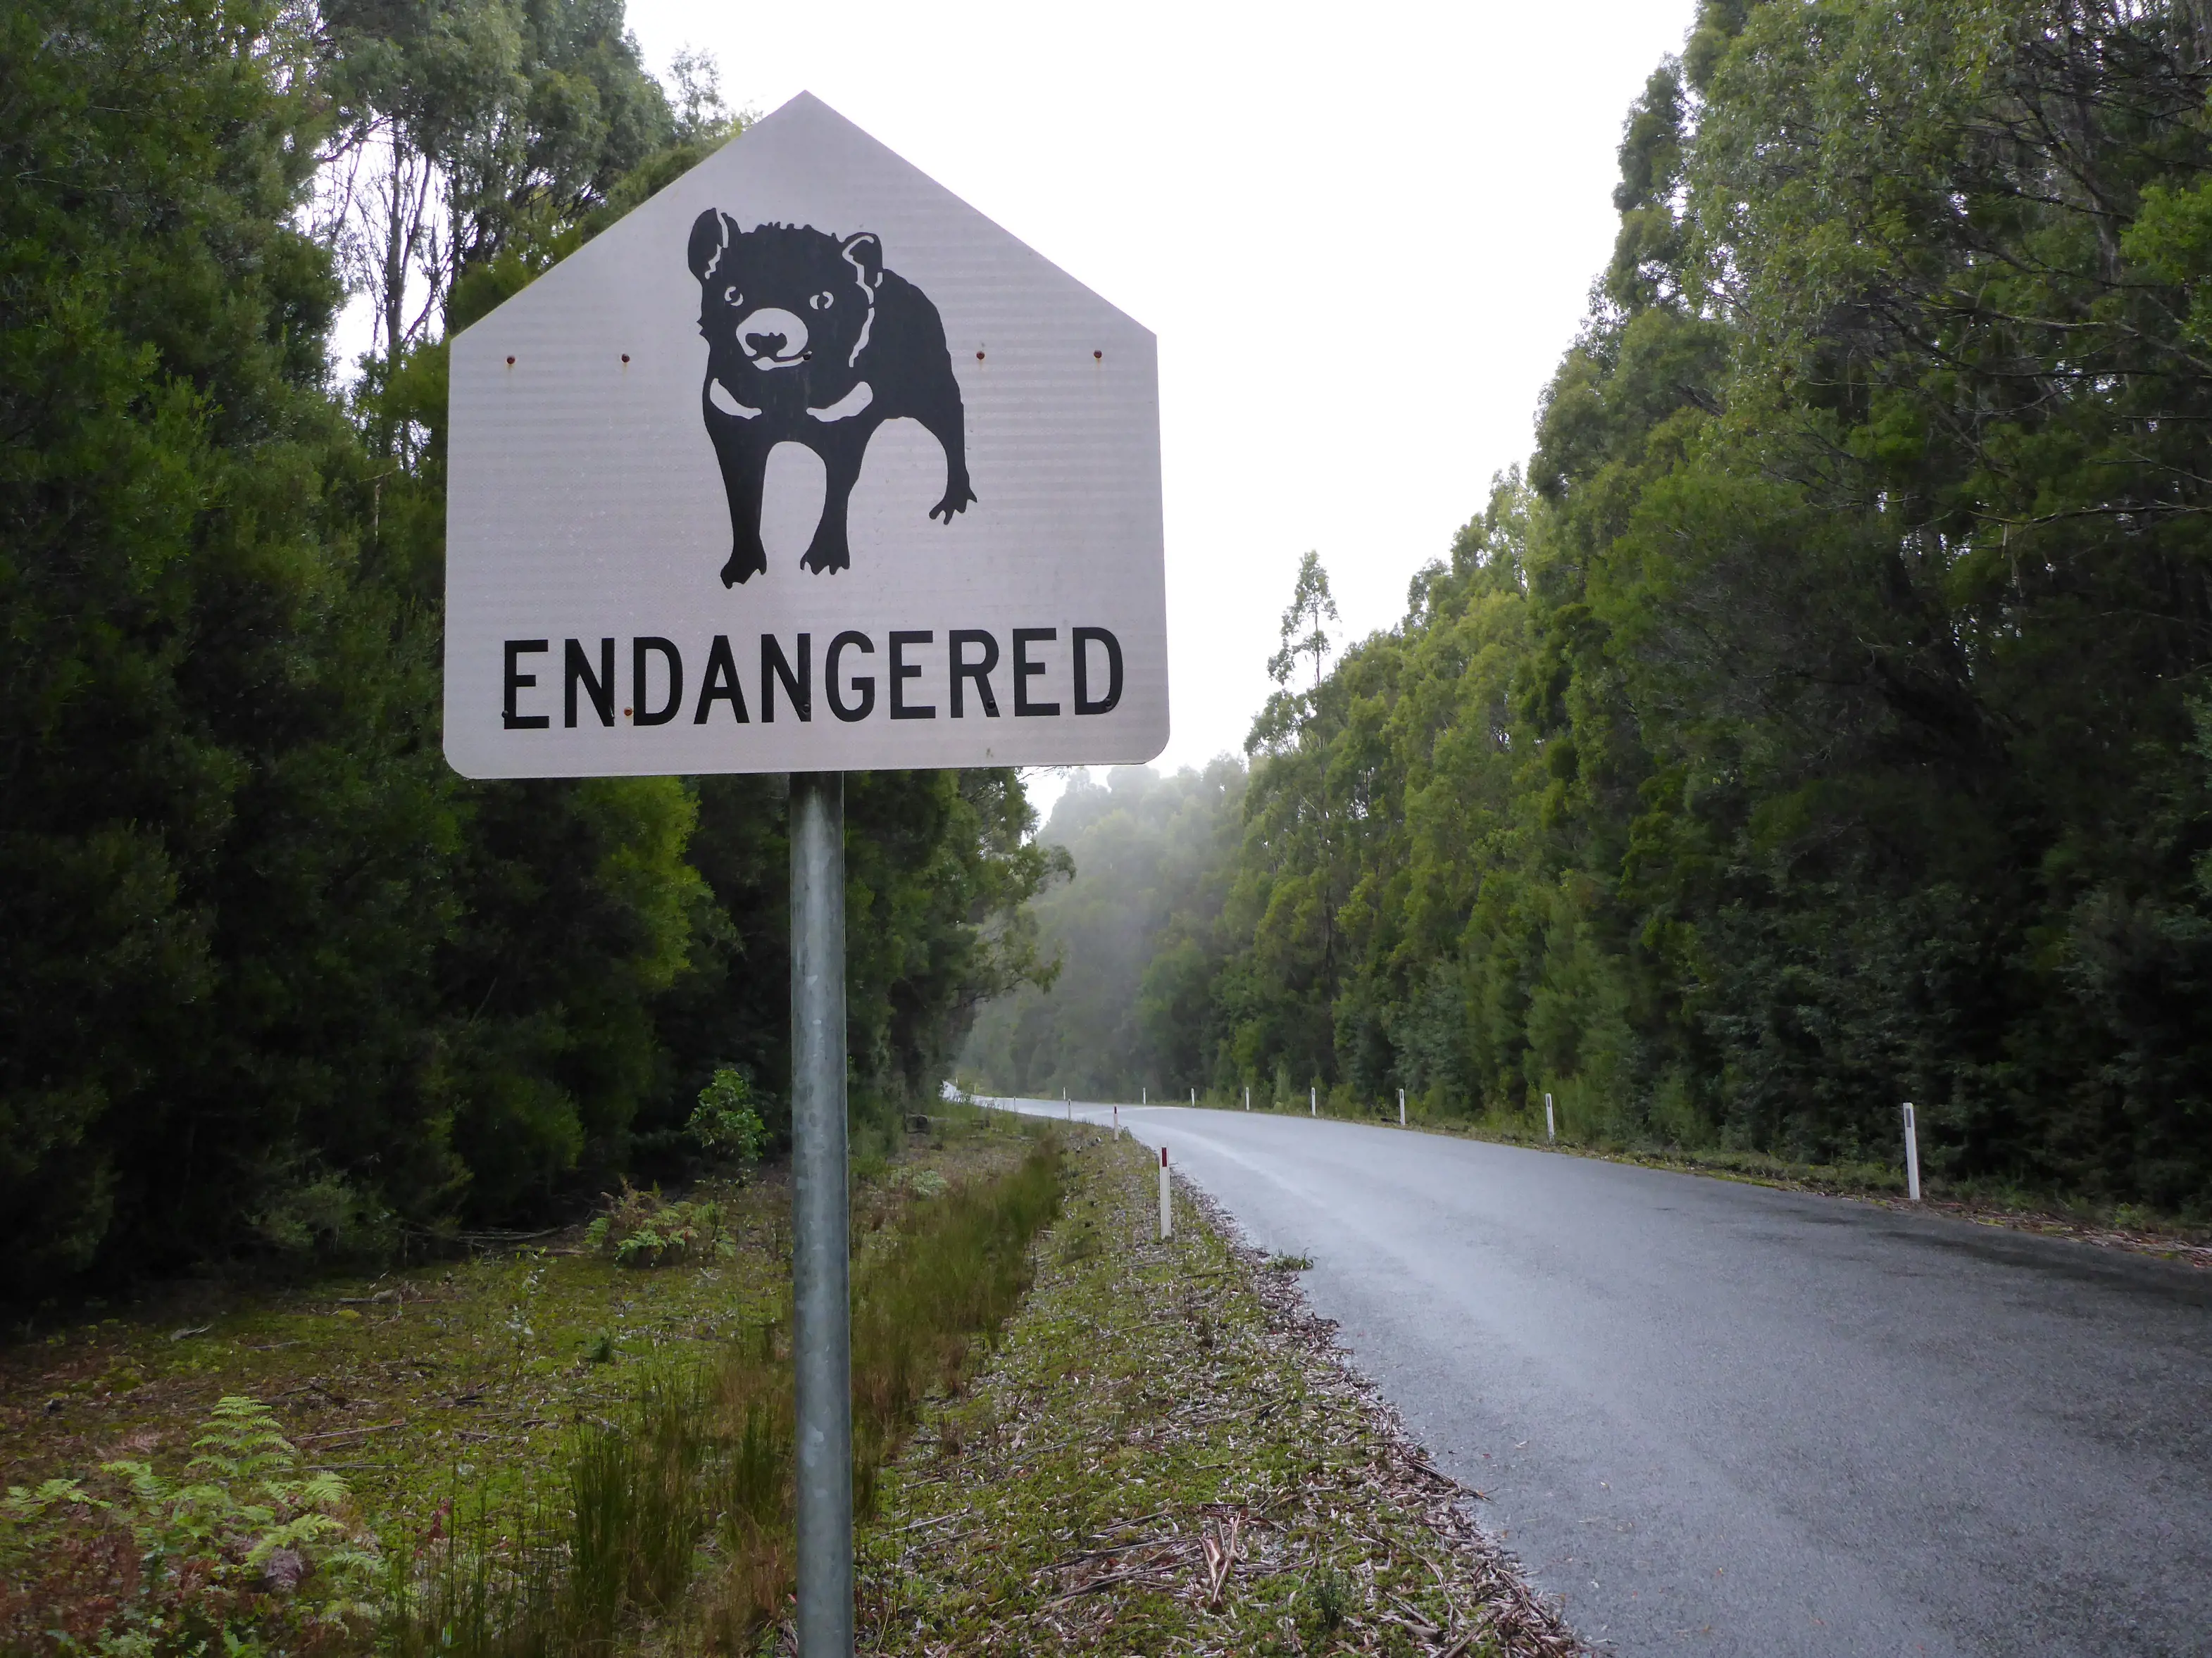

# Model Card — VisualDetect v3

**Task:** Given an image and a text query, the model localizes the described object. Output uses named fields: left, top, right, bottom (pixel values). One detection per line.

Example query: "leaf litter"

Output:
left=857, top=1129, right=1582, bottom=1657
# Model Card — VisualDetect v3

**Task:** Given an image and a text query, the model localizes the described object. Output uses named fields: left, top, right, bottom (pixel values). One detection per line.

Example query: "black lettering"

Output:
left=694, top=634, right=749, bottom=723
left=1013, top=627, right=1060, bottom=717
left=633, top=637, right=682, bottom=726
left=761, top=633, right=811, bottom=722
left=826, top=631, right=875, bottom=722
left=949, top=629, right=1000, bottom=718
left=565, top=638, right=614, bottom=727
left=1073, top=627, right=1124, bottom=715
left=889, top=630, right=935, bottom=720
left=504, top=640, right=549, bottom=729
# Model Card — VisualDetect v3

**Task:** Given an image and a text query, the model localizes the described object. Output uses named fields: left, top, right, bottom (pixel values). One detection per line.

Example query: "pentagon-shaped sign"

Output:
left=444, top=92, right=1168, bottom=777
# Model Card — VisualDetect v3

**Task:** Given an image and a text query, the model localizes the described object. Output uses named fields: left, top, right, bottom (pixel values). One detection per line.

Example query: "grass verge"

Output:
left=0, top=1111, right=1061, bottom=1656
left=861, top=1131, right=1578, bottom=1657
left=4, top=1117, right=1587, bottom=1655
left=377, top=1132, right=1068, bottom=1655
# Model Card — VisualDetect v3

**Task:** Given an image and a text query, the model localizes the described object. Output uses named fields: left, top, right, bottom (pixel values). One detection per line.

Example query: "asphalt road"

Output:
left=994, top=1099, right=2212, bottom=1657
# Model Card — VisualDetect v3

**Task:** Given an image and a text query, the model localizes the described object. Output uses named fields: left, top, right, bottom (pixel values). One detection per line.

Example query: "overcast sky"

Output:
left=616, top=0, right=1701, bottom=795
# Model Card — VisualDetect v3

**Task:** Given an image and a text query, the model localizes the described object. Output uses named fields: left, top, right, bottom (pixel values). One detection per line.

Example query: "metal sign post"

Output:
left=789, top=772, right=851, bottom=1653
left=442, top=92, right=1167, bottom=1657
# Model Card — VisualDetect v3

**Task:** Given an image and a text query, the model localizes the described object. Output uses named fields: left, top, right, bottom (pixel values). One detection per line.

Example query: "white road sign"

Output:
left=444, top=93, right=1167, bottom=778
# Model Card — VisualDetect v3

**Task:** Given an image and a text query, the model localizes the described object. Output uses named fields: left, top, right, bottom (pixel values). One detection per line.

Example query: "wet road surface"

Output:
left=994, top=1099, right=2212, bottom=1657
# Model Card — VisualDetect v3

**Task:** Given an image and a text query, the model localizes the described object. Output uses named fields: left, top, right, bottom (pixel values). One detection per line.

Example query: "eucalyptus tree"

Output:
left=989, top=0, right=2212, bottom=1212
left=315, top=0, right=679, bottom=378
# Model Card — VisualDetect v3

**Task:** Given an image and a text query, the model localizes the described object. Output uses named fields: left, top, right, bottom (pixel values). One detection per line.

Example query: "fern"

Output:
left=6, top=1395, right=384, bottom=1651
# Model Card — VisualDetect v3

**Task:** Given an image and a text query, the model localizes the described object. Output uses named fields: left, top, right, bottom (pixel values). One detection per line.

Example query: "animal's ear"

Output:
left=841, top=231, right=884, bottom=289
left=689, top=210, right=734, bottom=281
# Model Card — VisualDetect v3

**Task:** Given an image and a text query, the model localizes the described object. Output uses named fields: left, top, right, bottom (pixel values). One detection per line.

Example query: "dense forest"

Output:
left=0, top=0, right=1059, bottom=1302
left=964, top=0, right=2212, bottom=1218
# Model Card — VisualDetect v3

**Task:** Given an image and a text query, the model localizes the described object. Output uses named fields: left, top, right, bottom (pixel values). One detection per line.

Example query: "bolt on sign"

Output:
left=444, top=92, right=1168, bottom=778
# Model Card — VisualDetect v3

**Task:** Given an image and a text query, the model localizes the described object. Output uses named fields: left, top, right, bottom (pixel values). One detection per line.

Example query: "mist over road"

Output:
left=994, top=1099, right=2211, bottom=1657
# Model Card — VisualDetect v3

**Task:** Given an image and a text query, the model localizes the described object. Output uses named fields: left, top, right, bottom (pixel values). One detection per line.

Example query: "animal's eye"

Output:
left=808, top=290, right=835, bottom=310
left=722, top=286, right=742, bottom=306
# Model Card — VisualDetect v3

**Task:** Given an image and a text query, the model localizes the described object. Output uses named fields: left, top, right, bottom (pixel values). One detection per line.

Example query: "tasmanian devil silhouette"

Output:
left=687, top=212, right=975, bottom=586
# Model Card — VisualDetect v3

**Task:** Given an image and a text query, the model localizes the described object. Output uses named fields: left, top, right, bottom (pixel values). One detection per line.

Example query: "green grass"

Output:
left=371, top=1134, right=1069, bottom=1656
left=0, top=1115, right=1064, bottom=1657
left=858, top=1134, right=1576, bottom=1657
left=2, top=1115, right=1586, bottom=1656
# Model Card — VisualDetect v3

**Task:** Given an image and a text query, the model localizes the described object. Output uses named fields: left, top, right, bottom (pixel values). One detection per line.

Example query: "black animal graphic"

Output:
left=687, top=213, right=975, bottom=586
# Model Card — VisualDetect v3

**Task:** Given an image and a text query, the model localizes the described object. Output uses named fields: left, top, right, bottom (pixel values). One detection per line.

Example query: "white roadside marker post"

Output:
left=1903, top=1101, right=1922, bottom=1202
left=1244, top=1086, right=1249, bottom=1111
left=1191, top=1087, right=1196, bottom=1105
left=1159, top=1145, right=1173, bottom=1240
left=1545, top=1093, right=1556, bottom=1143
left=1310, top=1086, right=1316, bottom=1117
left=1399, top=1088, right=1406, bottom=1126
left=1142, top=1086, right=1147, bottom=1105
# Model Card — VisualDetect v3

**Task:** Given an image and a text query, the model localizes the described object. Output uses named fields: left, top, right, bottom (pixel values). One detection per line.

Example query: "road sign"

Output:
left=444, top=92, right=1168, bottom=778
left=443, top=94, right=1167, bottom=1658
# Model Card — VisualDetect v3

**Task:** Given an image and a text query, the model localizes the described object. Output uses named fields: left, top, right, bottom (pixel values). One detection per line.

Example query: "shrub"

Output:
left=584, top=1179, right=734, bottom=1268
left=688, top=1068, right=770, bottom=1172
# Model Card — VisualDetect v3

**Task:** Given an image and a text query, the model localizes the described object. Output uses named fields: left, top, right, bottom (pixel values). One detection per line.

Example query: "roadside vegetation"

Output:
left=1, top=1115, right=1579, bottom=1656
left=1, top=0, right=1064, bottom=1313
left=0, top=1108, right=1066, bottom=1654
left=864, top=1130, right=1577, bottom=1656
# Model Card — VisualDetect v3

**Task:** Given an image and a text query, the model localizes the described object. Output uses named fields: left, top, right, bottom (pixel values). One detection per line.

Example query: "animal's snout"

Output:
left=737, top=307, right=808, bottom=366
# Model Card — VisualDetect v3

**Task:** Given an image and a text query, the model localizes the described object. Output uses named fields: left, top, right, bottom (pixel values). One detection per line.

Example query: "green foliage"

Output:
left=0, top=0, right=465, bottom=1294
left=0, top=0, right=1060, bottom=1302
left=846, top=1140, right=1067, bottom=1518
left=688, top=1067, right=770, bottom=1169
left=382, top=1141, right=1066, bottom=1652
left=583, top=1181, right=734, bottom=1269
left=1, top=1396, right=381, bottom=1654
left=1306, top=1564, right=1351, bottom=1631
left=969, top=0, right=2212, bottom=1217
left=320, top=0, right=685, bottom=368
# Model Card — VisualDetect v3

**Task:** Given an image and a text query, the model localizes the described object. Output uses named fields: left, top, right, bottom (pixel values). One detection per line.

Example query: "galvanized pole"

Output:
left=789, top=773, right=851, bottom=1658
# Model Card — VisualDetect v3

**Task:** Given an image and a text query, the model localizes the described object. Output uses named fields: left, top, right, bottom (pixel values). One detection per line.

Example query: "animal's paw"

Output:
left=929, top=481, right=977, bottom=525
left=720, top=546, right=767, bottom=588
left=800, top=544, right=851, bottom=574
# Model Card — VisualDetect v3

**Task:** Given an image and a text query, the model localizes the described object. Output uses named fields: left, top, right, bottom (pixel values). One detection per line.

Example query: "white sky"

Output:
left=356, top=1, right=1697, bottom=811
left=620, top=0, right=1701, bottom=796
